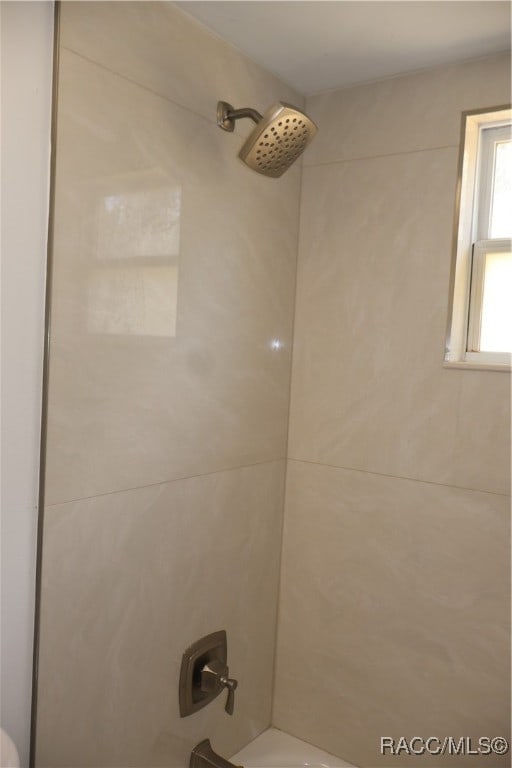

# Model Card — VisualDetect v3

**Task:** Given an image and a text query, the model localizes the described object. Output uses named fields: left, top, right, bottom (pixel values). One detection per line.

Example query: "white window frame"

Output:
left=445, top=105, right=511, bottom=371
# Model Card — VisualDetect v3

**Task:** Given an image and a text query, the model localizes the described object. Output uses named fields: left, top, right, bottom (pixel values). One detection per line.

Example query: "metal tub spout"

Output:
left=190, top=739, right=243, bottom=768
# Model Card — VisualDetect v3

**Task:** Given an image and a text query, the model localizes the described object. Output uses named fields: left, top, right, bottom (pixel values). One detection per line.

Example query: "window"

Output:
left=446, top=106, right=512, bottom=369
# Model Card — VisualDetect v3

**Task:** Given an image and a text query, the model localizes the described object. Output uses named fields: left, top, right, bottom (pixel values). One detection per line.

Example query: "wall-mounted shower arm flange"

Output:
left=217, top=101, right=262, bottom=132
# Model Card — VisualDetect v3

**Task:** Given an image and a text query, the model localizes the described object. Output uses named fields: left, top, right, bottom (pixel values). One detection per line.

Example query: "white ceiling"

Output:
left=176, top=1, right=511, bottom=95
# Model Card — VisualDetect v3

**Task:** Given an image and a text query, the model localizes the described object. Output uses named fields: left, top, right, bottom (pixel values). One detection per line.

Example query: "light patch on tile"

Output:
left=45, top=49, right=300, bottom=504
left=85, top=172, right=181, bottom=338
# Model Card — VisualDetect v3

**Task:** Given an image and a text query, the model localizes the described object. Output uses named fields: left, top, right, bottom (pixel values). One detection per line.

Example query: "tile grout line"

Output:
left=303, top=142, right=460, bottom=170
left=288, top=457, right=511, bottom=498
left=61, top=45, right=220, bottom=129
left=45, top=457, right=288, bottom=509
left=60, top=44, right=306, bottom=164
left=268, top=147, right=306, bottom=728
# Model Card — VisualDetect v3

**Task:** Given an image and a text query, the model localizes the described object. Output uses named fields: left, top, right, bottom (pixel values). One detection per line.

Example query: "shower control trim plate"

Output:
left=179, top=630, right=236, bottom=717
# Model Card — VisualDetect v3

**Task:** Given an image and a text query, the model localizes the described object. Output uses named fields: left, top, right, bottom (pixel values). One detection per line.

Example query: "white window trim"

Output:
left=475, top=124, right=510, bottom=240
left=444, top=105, right=511, bottom=372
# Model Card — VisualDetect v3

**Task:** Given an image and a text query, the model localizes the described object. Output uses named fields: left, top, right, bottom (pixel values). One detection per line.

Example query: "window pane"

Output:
left=490, top=140, right=512, bottom=238
left=480, top=249, right=512, bottom=352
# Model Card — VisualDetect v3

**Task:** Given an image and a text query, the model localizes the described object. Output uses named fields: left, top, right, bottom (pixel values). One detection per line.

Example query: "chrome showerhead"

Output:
left=217, top=101, right=317, bottom=178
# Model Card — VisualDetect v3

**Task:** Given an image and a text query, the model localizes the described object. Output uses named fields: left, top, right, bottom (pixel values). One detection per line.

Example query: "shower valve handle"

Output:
left=200, top=660, right=238, bottom=715
left=221, top=675, right=237, bottom=716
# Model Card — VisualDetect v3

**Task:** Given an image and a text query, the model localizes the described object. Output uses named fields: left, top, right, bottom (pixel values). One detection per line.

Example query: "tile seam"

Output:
left=61, top=44, right=304, bottom=143
left=61, top=45, right=220, bottom=128
left=303, top=143, right=459, bottom=170
left=287, top=457, right=511, bottom=498
left=45, top=457, right=287, bottom=509
left=269, top=153, right=305, bottom=728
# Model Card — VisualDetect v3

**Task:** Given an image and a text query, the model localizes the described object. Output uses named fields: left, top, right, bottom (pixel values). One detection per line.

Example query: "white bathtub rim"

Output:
left=232, top=727, right=356, bottom=768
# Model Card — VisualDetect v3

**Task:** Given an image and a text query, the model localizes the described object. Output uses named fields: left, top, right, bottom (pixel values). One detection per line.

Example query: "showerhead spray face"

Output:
left=240, top=102, right=317, bottom=177
left=217, top=101, right=317, bottom=178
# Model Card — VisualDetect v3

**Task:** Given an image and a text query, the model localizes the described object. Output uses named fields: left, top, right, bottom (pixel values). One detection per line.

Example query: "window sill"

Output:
left=443, top=360, right=511, bottom=372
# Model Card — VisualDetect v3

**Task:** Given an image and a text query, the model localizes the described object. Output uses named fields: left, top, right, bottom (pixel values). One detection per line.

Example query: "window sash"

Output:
left=445, top=106, right=511, bottom=370
left=466, top=238, right=512, bottom=364
left=475, top=123, right=511, bottom=241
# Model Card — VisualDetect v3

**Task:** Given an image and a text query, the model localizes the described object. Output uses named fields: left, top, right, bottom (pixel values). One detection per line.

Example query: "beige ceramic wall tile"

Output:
left=288, top=147, right=485, bottom=490
left=36, top=461, right=284, bottom=768
left=452, top=371, right=511, bottom=495
left=59, top=2, right=302, bottom=128
left=45, top=49, right=300, bottom=504
left=274, top=460, right=511, bottom=767
left=305, top=53, right=511, bottom=166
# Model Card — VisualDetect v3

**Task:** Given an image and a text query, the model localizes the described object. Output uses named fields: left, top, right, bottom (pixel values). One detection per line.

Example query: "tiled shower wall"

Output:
left=274, top=54, right=511, bottom=766
left=35, top=7, right=511, bottom=767
left=35, top=3, right=301, bottom=766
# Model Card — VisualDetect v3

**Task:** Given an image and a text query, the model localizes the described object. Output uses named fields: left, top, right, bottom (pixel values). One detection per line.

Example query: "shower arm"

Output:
left=217, top=101, right=263, bottom=132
